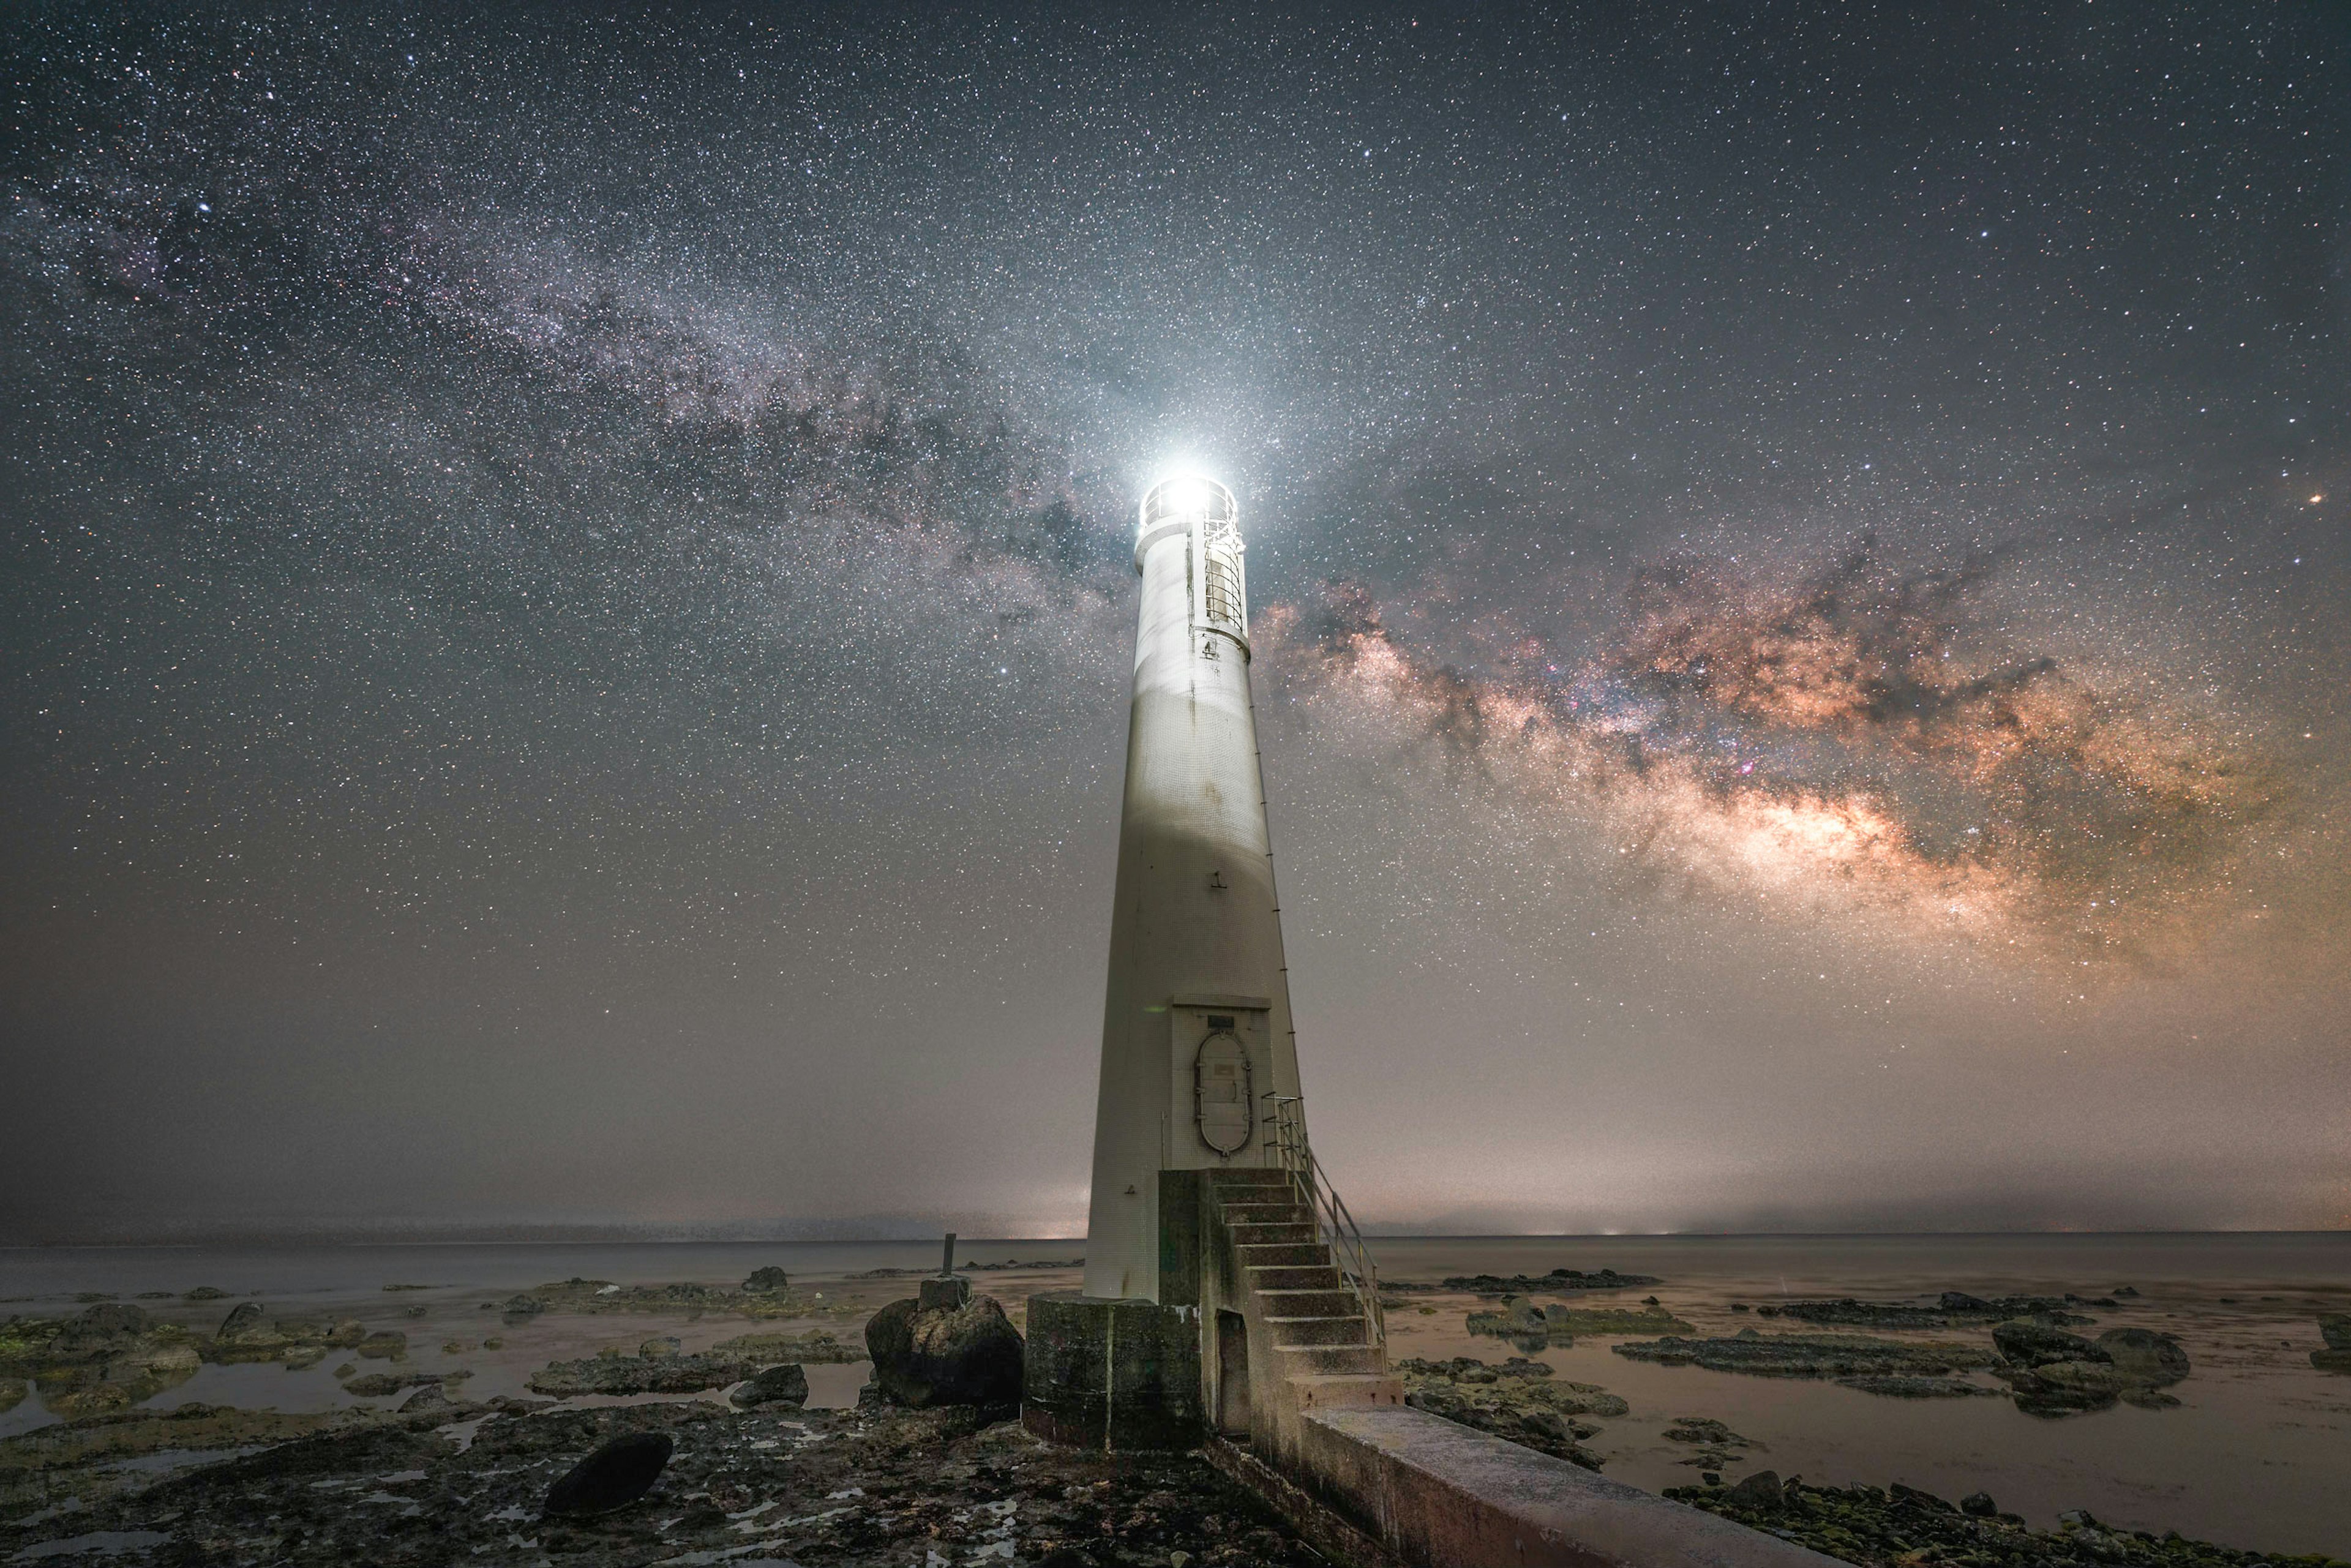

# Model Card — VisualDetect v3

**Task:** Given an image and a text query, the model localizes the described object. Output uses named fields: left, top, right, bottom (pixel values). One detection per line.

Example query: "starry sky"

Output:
left=4, top=2, right=2346, bottom=1244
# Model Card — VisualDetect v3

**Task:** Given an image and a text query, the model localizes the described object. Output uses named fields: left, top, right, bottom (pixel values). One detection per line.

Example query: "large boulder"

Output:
left=743, top=1266, right=791, bottom=1294
left=543, top=1431, right=673, bottom=1518
left=2320, top=1315, right=2351, bottom=1351
left=864, top=1294, right=1023, bottom=1409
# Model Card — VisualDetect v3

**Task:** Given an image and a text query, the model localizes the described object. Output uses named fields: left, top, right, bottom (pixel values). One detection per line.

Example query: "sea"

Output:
left=4, top=1232, right=2345, bottom=1556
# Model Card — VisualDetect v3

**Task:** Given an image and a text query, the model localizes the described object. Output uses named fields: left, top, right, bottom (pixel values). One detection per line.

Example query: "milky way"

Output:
left=3, top=5, right=2345, bottom=1239
left=1278, top=538, right=2270, bottom=964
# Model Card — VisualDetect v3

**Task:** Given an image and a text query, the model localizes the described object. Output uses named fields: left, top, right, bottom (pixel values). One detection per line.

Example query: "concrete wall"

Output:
left=1021, top=1290, right=1201, bottom=1450
left=1292, top=1406, right=1839, bottom=1568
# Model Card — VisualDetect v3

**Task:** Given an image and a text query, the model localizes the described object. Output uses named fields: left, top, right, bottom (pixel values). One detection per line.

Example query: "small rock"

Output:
left=397, top=1382, right=450, bottom=1412
left=542, top=1431, right=673, bottom=1518
left=215, top=1302, right=266, bottom=1341
left=729, top=1363, right=810, bottom=1409
left=182, top=1286, right=230, bottom=1300
left=1170, top=1553, right=1193, bottom=1568
left=51, top=1303, right=152, bottom=1357
left=2319, top=1315, right=2351, bottom=1352
left=441, top=1340, right=471, bottom=1354
left=1723, top=1469, right=1782, bottom=1510
left=1700, top=1471, right=1722, bottom=1486
left=356, top=1332, right=408, bottom=1360
left=332, top=1363, right=356, bottom=1379
left=2096, top=1327, right=2189, bottom=1382
left=402, top=1305, right=427, bottom=1318
left=743, top=1266, right=791, bottom=1294
left=482, top=1337, right=504, bottom=1351
left=639, top=1336, right=682, bottom=1359
left=501, top=1294, right=547, bottom=1317
left=1960, top=1491, right=1998, bottom=1517
left=1992, top=1320, right=2108, bottom=1369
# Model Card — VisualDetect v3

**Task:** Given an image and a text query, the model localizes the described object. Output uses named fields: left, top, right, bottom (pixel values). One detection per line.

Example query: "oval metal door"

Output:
left=1194, top=1030, right=1254, bottom=1155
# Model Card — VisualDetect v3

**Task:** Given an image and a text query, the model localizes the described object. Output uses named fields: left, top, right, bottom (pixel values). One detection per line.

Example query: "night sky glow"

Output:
left=3, top=4, right=2345, bottom=1242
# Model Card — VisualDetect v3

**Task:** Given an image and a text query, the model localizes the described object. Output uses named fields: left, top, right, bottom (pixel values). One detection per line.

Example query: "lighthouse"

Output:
left=1025, top=475, right=1393, bottom=1454
left=1082, top=473, right=1304, bottom=1304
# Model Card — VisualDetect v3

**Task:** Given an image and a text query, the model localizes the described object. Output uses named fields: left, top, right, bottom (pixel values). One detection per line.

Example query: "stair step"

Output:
left=1285, top=1372, right=1404, bottom=1410
left=1263, top=1315, right=1371, bottom=1346
left=1253, top=1288, right=1359, bottom=1316
left=1225, top=1221, right=1316, bottom=1244
left=1272, top=1343, right=1385, bottom=1375
left=1246, top=1264, right=1343, bottom=1291
left=1234, top=1242, right=1330, bottom=1267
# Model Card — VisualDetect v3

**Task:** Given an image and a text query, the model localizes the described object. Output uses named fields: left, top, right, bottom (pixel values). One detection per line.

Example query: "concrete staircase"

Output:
left=1211, top=1168, right=1401, bottom=1417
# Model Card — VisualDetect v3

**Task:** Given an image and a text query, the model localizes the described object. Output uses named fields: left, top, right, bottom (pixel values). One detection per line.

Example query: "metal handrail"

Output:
left=1261, top=1094, right=1385, bottom=1353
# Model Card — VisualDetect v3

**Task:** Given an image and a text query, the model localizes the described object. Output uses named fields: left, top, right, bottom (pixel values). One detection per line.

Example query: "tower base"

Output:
left=1021, top=1291, right=1202, bottom=1450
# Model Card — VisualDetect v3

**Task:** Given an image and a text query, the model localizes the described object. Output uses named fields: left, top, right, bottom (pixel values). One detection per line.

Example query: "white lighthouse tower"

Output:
left=1026, top=474, right=1395, bottom=1454
left=1082, top=474, right=1304, bottom=1304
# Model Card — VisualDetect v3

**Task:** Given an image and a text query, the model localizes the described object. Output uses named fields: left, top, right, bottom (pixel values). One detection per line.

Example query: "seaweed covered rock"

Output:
left=1997, top=1326, right=2190, bottom=1416
left=1464, top=1298, right=1692, bottom=1345
left=1393, top=1266, right=1662, bottom=1295
left=863, top=1294, right=1023, bottom=1409
left=1765, top=1293, right=2103, bottom=1329
left=1668, top=1476, right=2315, bottom=1568
left=1614, top=1329, right=1995, bottom=1387
left=1992, top=1320, right=2109, bottom=1369
left=707, top=1328, right=868, bottom=1364
left=50, top=1305, right=151, bottom=1360
left=743, top=1266, right=792, bottom=1294
left=528, top=1352, right=756, bottom=1398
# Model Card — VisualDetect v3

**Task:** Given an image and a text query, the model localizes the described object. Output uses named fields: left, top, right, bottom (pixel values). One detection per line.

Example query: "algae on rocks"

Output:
left=1466, top=1296, right=1693, bottom=1345
left=1613, top=1328, right=1996, bottom=1395
left=1668, top=1474, right=2349, bottom=1568
left=1394, top=1356, right=1626, bottom=1471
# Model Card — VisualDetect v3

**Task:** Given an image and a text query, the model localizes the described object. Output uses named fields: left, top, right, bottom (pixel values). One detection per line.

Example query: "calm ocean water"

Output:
left=4, top=1233, right=2345, bottom=1555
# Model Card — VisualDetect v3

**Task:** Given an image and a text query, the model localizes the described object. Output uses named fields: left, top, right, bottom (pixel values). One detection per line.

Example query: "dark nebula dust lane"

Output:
left=2, top=4, right=2346, bottom=1241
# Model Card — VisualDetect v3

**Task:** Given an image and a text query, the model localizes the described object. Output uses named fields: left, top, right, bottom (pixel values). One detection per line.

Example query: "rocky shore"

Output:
left=1668, top=1473, right=2350, bottom=1568
left=1, top=1395, right=1325, bottom=1567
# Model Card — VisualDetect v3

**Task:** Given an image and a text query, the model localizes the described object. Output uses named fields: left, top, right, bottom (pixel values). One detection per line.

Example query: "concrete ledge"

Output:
left=1300, top=1407, right=1838, bottom=1568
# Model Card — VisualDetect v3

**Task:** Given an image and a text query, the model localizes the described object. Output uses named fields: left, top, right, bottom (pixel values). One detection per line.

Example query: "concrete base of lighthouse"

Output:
left=1021, top=1292, right=1203, bottom=1450
left=1022, top=1172, right=1212, bottom=1450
